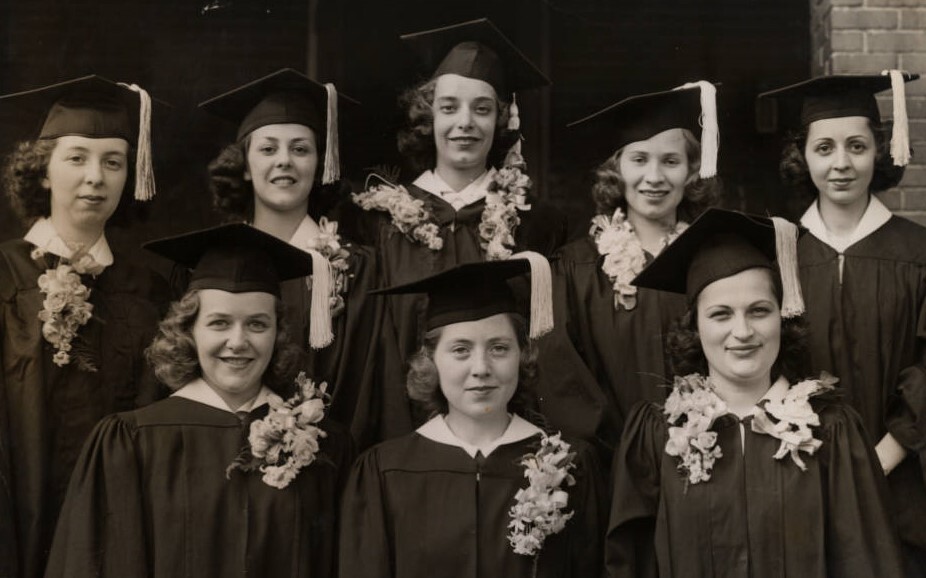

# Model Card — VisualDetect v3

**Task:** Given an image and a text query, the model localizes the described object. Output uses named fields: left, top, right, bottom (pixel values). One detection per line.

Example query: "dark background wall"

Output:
left=0, top=0, right=810, bottom=274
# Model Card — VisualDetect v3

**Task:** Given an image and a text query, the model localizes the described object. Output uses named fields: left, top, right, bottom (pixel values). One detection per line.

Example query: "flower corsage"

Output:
left=299, top=217, right=352, bottom=315
left=351, top=177, right=443, bottom=250
left=226, top=372, right=330, bottom=489
left=31, top=247, right=102, bottom=369
left=751, top=373, right=836, bottom=470
left=508, top=432, right=576, bottom=568
left=590, top=208, right=687, bottom=310
left=663, top=374, right=727, bottom=486
left=481, top=151, right=532, bottom=261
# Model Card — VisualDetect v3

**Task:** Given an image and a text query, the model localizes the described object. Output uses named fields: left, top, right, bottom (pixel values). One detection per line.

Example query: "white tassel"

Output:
left=306, top=249, right=334, bottom=349
left=322, top=83, right=340, bottom=184
left=676, top=81, right=719, bottom=179
left=510, top=250, right=553, bottom=339
left=882, top=69, right=911, bottom=167
left=771, top=217, right=804, bottom=319
left=118, top=83, right=155, bottom=201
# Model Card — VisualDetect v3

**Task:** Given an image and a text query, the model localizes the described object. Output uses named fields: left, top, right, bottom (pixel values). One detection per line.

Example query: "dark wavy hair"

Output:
left=396, top=78, right=518, bottom=176
left=405, top=313, right=547, bottom=427
left=590, top=128, right=721, bottom=221
left=145, top=289, right=302, bottom=396
left=207, top=130, right=343, bottom=222
left=779, top=119, right=906, bottom=209
left=3, top=138, right=138, bottom=226
left=666, top=268, right=811, bottom=384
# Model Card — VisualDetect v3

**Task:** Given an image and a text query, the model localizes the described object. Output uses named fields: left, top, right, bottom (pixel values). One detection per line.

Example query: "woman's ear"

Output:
left=41, top=177, right=50, bottom=190
left=243, top=170, right=251, bottom=182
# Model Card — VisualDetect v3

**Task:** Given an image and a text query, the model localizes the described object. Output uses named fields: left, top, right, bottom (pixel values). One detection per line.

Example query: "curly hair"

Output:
left=590, top=128, right=721, bottom=221
left=207, top=133, right=342, bottom=222
left=396, top=78, right=518, bottom=176
left=145, top=290, right=303, bottom=397
left=779, top=120, right=906, bottom=208
left=666, top=269, right=811, bottom=384
left=3, top=138, right=138, bottom=226
left=405, top=313, right=546, bottom=426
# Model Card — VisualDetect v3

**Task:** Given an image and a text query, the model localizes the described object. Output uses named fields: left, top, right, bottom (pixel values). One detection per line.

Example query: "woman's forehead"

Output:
left=433, top=74, right=498, bottom=101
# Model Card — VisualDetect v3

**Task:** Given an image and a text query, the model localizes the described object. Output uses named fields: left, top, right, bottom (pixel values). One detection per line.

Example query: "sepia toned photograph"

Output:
left=1, top=0, right=925, bottom=576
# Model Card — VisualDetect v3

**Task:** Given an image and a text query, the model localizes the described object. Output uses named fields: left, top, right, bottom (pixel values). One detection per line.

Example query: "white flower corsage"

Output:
left=298, top=217, right=352, bottom=315
left=481, top=151, right=532, bottom=261
left=508, top=432, right=576, bottom=562
left=663, top=374, right=727, bottom=486
left=590, top=208, right=687, bottom=310
left=751, top=374, right=837, bottom=470
left=31, top=247, right=100, bottom=369
left=351, top=178, right=444, bottom=250
left=226, top=372, right=329, bottom=489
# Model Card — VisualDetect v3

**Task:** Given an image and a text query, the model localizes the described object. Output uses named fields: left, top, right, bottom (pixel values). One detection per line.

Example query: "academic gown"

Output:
left=538, top=235, right=686, bottom=452
left=347, top=180, right=567, bottom=440
left=606, top=386, right=905, bottom=578
left=798, top=210, right=926, bottom=552
left=44, top=395, right=353, bottom=578
left=0, top=237, right=166, bottom=578
left=339, top=416, right=605, bottom=578
left=280, top=218, right=385, bottom=450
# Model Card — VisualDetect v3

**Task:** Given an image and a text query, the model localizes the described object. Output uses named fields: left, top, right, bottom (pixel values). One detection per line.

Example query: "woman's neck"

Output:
left=252, top=204, right=312, bottom=242
left=627, top=209, right=678, bottom=255
left=48, top=215, right=103, bottom=250
left=709, top=372, right=772, bottom=418
left=444, top=409, right=512, bottom=449
left=434, top=163, right=487, bottom=193
left=818, top=194, right=870, bottom=239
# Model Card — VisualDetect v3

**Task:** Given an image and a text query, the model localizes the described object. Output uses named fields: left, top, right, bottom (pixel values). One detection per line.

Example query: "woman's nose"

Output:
left=456, top=107, right=474, bottom=129
left=275, top=150, right=292, bottom=168
left=731, top=314, right=755, bottom=339
left=643, top=160, right=664, bottom=184
left=225, top=324, right=248, bottom=351
left=84, top=161, right=104, bottom=185
left=470, top=350, right=490, bottom=377
left=833, top=146, right=851, bottom=170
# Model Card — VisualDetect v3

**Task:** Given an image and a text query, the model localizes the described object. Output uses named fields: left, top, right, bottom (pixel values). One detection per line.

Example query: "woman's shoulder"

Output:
left=852, top=215, right=926, bottom=264
left=0, top=238, right=40, bottom=300
left=554, top=234, right=598, bottom=266
left=100, top=251, right=170, bottom=299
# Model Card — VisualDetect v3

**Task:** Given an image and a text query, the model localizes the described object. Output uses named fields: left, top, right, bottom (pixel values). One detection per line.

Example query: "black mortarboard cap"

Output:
left=568, top=81, right=720, bottom=178
left=633, top=208, right=805, bottom=317
left=401, top=18, right=550, bottom=98
left=758, top=71, right=919, bottom=166
left=374, top=252, right=554, bottom=338
left=144, top=223, right=313, bottom=297
left=0, top=75, right=161, bottom=200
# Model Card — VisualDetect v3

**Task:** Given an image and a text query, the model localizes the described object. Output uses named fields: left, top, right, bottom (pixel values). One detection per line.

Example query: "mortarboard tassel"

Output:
left=305, top=249, right=334, bottom=349
left=322, top=83, right=340, bottom=184
left=510, top=250, right=553, bottom=339
left=507, top=93, right=522, bottom=157
left=676, top=81, right=718, bottom=179
left=883, top=69, right=911, bottom=167
left=770, top=217, right=804, bottom=319
left=118, top=83, right=156, bottom=201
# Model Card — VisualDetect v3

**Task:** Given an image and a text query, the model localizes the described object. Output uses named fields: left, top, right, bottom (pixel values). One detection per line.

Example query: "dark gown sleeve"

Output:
left=819, top=402, right=906, bottom=577
left=558, top=439, right=607, bottom=578
left=44, top=413, right=147, bottom=578
left=338, top=448, right=393, bottom=578
left=0, top=276, right=15, bottom=577
left=605, top=403, right=663, bottom=578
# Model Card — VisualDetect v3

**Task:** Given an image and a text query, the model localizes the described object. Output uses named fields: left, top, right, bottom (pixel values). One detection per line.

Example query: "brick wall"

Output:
left=812, top=0, right=926, bottom=224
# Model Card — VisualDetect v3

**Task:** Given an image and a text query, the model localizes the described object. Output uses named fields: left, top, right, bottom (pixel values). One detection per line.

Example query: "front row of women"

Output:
left=40, top=209, right=906, bottom=578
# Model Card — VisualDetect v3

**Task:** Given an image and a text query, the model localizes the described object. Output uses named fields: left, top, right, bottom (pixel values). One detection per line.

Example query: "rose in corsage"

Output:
left=226, top=372, right=329, bottom=489
left=663, top=373, right=727, bottom=486
left=352, top=183, right=444, bottom=250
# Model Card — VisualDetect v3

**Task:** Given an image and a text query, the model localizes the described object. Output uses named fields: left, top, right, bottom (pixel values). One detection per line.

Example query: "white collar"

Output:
left=24, top=217, right=114, bottom=267
left=800, top=196, right=891, bottom=253
left=171, top=377, right=272, bottom=414
left=288, top=215, right=321, bottom=250
left=413, top=168, right=497, bottom=210
left=416, top=413, right=542, bottom=458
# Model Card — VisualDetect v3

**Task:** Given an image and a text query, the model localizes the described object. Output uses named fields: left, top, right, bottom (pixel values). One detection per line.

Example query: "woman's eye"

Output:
left=104, top=158, right=124, bottom=170
left=750, top=307, right=772, bottom=317
left=813, top=143, right=832, bottom=154
left=629, top=155, right=647, bottom=165
left=708, top=311, right=731, bottom=321
left=475, top=105, right=493, bottom=115
left=849, top=141, right=868, bottom=153
left=489, top=344, right=510, bottom=356
left=247, top=320, right=269, bottom=331
left=291, top=145, right=311, bottom=155
left=258, top=145, right=276, bottom=155
left=438, top=104, right=456, bottom=114
left=663, top=157, right=680, bottom=167
left=450, top=346, right=469, bottom=357
left=207, top=319, right=229, bottom=329
left=65, top=155, right=85, bottom=164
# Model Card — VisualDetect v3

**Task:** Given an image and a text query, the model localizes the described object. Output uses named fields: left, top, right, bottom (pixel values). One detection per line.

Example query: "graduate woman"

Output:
left=607, top=209, right=904, bottom=578
left=348, top=19, right=567, bottom=439
left=339, top=255, right=604, bottom=578
left=538, top=83, right=721, bottom=449
left=45, top=224, right=353, bottom=578
left=0, top=76, right=166, bottom=578
left=759, top=71, right=926, bottom=573
left=200, top=69, right=384, bottom=448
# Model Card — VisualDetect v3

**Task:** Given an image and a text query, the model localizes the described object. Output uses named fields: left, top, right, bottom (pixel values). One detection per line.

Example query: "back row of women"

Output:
left=1, top=16, right=924, bottom=578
